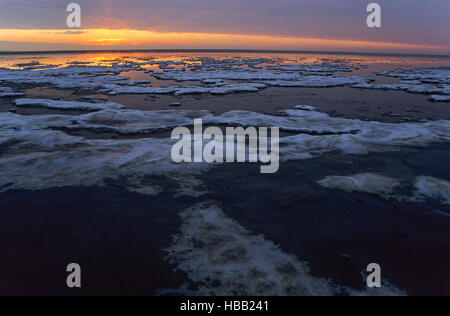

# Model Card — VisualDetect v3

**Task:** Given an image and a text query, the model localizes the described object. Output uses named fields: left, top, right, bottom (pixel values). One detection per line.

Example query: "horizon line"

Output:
left=1, top=48, right=449, bottom=58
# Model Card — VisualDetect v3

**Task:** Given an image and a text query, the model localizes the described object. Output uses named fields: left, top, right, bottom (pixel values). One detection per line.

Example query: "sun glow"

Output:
left=88, top=38, right=125, bottom=45
left=0, top=28, right=447, bottom=53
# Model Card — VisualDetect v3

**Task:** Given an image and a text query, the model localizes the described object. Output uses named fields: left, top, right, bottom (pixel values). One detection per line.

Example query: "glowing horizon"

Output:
left=1, top=1, right=449, bottom=54
left=1, top=28, right=448, bottom=55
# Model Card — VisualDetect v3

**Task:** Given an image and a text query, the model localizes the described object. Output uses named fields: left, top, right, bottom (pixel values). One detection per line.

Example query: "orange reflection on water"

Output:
left=0, top=52, right=448, bottom=71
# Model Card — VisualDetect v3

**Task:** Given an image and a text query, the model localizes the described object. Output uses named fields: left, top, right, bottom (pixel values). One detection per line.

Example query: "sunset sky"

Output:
left=0, top=0, right=449, bottom=54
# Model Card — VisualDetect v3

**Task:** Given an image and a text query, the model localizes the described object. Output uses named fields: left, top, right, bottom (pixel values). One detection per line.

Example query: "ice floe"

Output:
left=2, top=105, right=449, bottom=149
left=0, top=106, right=449, bottom=196
left=317, top=174, right=450, bottom=206
left=0, top=87, right=24, bottom=97
left=152, top=69, right=369, bottom=88
left=73, top=109, right=213, bottom=134
left=165, top=202, right=405, bottom=296
left=14, top=98, right=125, bottom=110
left=352, top=81, right=450, bottom=96
left=0, top=127, right=206, bottom=194
left=0, top=109, right=219, bottom=195
left=0, top=109, right=213, bottom=135
left=317, top=173, right=402, bottom=196
left=200, top=79, right=224, bottom=85
left=294, top=105, right=318, bottom=111
left=261, top=76, right=367, bottom=87
left=413, top=176, right=450, bottom=205
left=353, top=68, right=450, bottom=100
left=278, top=113, right=450, bottom=160
left=1, top=58, right=448, bottom=100
left=172, top=57, right=281, bottom=71
left=103, top=83, right=267, bottom=96
left=378, top=68, right=450, bottom=84
left=0, top=66, right=148, bottom=92
left=430, top=95, right=450, bottom=102
left=41, top=107, right=450, bottom=146
left=12, top=61, right=61, bottom=70
left=266, top=63, right=352, bottom=73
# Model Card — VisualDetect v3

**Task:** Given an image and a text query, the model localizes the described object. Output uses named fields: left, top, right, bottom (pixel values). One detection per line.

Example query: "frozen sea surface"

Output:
left=0, top=51, right=449, bottom=296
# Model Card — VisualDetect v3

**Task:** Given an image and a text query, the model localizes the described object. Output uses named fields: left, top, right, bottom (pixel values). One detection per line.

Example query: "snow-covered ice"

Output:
left=0, top=106, right=449, bottom=196
left=0, top=125, right=206, bottom=194
left=267, top=63, right=352, bottom=73
left=152, top=69, right=369, bottom=88
left=2, top=58, right=447, bottom=100
left=0, top=87, right=24, bottom=97
left=261, top=76, right=367, bottom=87
left=165, top=202, right=405, bottom=296
left=103, top=82, right=267, bottom=96
left=0, top=66, right=148, bottom=92
left=317, top=174, right=402, bottom=196
left=14, top=98, right=126, bottom=110
left=353, top=68, right=450, bottom=100
left=413, top=176, right=450, bottom=205
left=430, top=95, right=450, bottom=102
left=378, top=68, right=450, bottom=84
left=317, top=173, right=450, bottom=206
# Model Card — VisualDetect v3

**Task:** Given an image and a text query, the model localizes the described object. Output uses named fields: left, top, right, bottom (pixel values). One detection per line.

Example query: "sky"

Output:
left=0, top=0, right=449, bottom=54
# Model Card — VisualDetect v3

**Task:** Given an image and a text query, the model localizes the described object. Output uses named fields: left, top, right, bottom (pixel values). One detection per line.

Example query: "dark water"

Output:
left=0, top=185, right=191, bottom=296
left=202, top=146, right=450, bottom=296
left=1, top=146, right=449, bottom=296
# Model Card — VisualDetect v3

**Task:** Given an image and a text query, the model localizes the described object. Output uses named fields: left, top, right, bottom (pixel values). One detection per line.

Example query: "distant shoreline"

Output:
left=0, top=49, right=449, bottom=59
